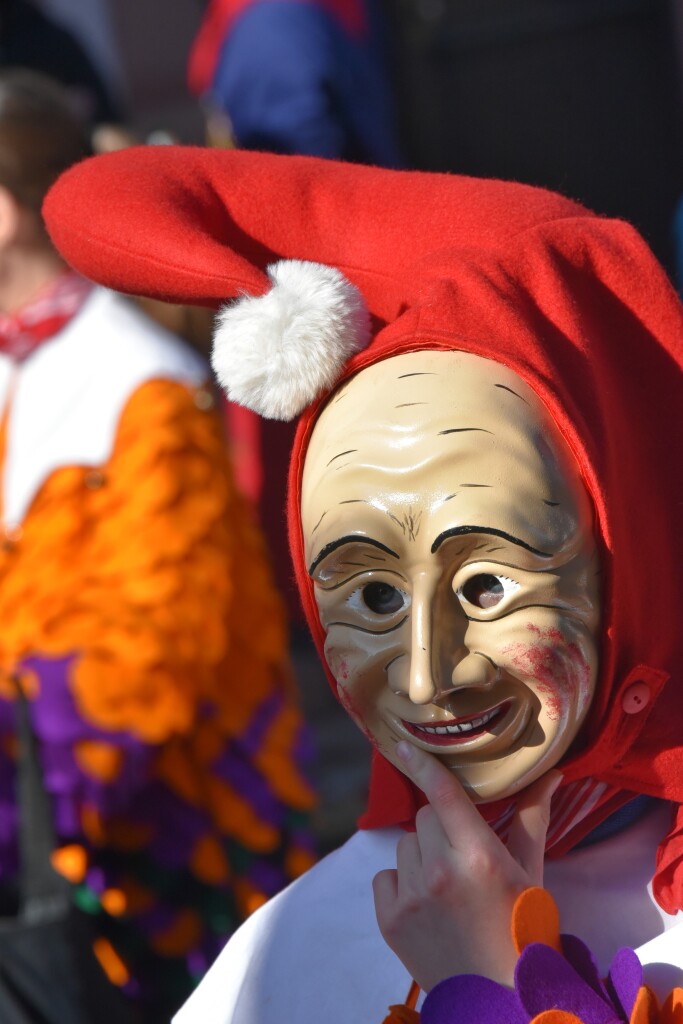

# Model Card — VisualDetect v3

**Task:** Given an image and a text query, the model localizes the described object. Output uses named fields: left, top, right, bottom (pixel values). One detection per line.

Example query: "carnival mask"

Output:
left=301, top=350, right=600, bottom=802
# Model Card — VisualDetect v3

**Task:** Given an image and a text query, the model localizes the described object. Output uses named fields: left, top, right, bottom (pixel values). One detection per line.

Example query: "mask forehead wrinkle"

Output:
left=302, top=351, right=590, bottom=564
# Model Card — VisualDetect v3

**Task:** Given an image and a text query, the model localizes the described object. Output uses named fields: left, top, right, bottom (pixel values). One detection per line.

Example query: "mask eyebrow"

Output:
left=494, top=383, right=529, bottom=405
left=308, top=535, right=400, bottom=576
left=397, top=372, right=437, bottom=378
left=438, top=427, right=493, bottom=436
left=430, top=525, right=552, bottom=558
left=326, top=449, right=358, bottom=466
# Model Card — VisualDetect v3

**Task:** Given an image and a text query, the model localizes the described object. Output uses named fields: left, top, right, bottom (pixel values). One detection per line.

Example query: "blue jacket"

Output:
left=207, top=0, right=402, bottom=165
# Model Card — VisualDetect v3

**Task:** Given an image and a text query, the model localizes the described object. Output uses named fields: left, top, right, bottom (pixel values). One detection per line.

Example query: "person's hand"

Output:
left=372, top=741, right=561, bottom=992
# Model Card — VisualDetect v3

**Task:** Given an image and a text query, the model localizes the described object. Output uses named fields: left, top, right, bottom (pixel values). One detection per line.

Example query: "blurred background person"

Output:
left=382, top=0, right=683, bottom=274
left=0, top=68, right=314, bottom=1022
left=0, top=0, right=121, bottom=122
left=188, top=0, right=403, bottom=164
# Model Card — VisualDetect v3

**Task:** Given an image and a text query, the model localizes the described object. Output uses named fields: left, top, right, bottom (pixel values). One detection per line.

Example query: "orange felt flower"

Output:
left=285, top=844, right=317, bottom=879
left=190, top=834, right=231, bottom=885
left=80, top=804, right=106, bottom=846
left=630, top=987, right=660, bottom=1024
left=382, top=981, right=420, bottom=1023
left=150, top=909, right=203, bottom=957
left=382, top=1007, right=420, bottom=1024
left=0, top=667, right=40, bottom=701
left=206, top=776, right=280, bottom=851
left=512, top=887, right=562, bottom=956
left=661, top=989, right=683, bottom=1023
left=51, top=844, right=88, bottom=884
left=101, top=887, right=127, bottom=917
left=74, top=740, right=124, bottom=783
left=530, top=1014, right=585, bottom=1024
left=101, top=817, right=154, bottom=852
left=420, top=889, right=681, bottom=1024
left=234, top=878, right=269, bottom=918
left=116, top=877, right=155, bottom=915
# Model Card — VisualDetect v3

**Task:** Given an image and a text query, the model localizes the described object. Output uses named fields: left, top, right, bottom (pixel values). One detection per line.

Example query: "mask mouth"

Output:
left=399, top=700, right=512, bottom=746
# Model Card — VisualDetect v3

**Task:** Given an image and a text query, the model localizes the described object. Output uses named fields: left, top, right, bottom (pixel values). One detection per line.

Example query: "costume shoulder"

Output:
left=637, top=921, right=683, bottom=998
left=78, top=286, right=208, bottom=382
left=175, top=813, right=683, bottom=1024
left=172, top=828, right=411, bottom=1024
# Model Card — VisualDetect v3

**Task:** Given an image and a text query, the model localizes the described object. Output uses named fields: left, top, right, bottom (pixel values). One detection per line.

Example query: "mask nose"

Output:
left=401, top=574, right=497, bottom=706
left=407, top=595, right=436, bottom=705
left=405, top=572, right=468, bottom=705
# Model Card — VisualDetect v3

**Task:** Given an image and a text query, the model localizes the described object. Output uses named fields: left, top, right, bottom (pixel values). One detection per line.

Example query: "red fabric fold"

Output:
left=654, top=804, right=683, bottom=915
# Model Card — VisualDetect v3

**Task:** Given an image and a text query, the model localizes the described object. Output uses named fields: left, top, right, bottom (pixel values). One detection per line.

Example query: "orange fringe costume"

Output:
left=0, top=289, right=315, bottom=1019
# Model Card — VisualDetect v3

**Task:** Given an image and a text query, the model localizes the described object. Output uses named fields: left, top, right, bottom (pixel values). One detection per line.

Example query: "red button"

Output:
left=622, top=681, right=651, bottom=714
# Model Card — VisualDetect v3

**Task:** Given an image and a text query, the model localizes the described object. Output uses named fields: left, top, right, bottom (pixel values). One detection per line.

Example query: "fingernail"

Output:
left=396, top=740, right=413, bottom=764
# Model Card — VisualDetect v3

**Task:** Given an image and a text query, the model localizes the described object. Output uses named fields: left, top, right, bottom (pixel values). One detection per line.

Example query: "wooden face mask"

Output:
left=302, top=350, right=600, bottom=802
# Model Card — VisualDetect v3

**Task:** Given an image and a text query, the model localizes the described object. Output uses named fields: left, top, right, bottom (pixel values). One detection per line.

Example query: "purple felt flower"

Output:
left=421, top=934, right=643, bottom=1024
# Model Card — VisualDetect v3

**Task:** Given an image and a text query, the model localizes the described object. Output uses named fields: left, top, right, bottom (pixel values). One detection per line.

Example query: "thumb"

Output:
left=506, top=770, right=562, bottom=884
left=372, top=868, right=399, bottom=939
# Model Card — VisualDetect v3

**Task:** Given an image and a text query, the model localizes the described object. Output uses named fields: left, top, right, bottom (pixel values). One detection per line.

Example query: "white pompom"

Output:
left=211, top=259, right=371, bottom=420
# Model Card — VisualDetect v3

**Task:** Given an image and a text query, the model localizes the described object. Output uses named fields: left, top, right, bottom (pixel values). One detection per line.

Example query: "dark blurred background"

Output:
left=31, top=0, right=683, bottom=268
left=385, top=0, right=683, bottom=272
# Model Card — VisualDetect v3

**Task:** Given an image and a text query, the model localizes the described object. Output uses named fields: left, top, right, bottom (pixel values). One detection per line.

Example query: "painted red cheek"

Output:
left=502, top=625, right=591, bottom=722
left=541, top=626, right=566, bottom=646
left=337, top=687, right=355, bottom=715
left=326, top=650, right=349, bottom=681
left=534, top=676, right=564, bottom=721
left=508, top=642, right=564, bottom=720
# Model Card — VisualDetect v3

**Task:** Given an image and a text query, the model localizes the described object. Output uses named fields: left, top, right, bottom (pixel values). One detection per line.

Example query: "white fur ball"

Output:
left=211, top=260, right=371, bottom=420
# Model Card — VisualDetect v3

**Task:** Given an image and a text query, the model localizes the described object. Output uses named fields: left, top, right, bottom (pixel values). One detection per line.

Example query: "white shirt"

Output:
left=175, top=803, right=683, bottom=1024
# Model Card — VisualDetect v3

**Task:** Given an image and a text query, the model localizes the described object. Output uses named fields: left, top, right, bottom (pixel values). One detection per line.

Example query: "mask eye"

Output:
left=459, top=573, right=519, bottom=610
left=362, top=582, right=406, bottom=614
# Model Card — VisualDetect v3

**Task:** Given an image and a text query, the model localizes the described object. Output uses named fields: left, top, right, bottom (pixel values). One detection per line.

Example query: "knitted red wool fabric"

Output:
left=43, top=147, right=683, bottom=911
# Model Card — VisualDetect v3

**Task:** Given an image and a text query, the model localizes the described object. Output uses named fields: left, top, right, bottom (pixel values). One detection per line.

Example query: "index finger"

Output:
left=395, top=740, right=494, bottom=849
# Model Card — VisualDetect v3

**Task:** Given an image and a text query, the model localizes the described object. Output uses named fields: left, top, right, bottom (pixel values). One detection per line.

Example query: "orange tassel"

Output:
left=512, top=887, right=562, bottom=955
left=381, top=980, right=421, bottom=1023
left=529, top=1013, right=584, bottom=1024
left=381, top=1006, right=420, bottom=1024
left=661, top=988, right=683, bottom=1023
left=630, top=985, right=660, bottom=1024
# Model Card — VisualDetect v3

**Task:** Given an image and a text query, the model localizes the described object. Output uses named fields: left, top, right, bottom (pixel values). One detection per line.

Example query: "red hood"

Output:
left=284, top=198, right=683, bottom=909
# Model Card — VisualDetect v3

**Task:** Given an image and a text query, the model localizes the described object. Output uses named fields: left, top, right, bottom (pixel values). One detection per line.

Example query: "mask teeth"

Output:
left=412, top=707, right=499, bottom=735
